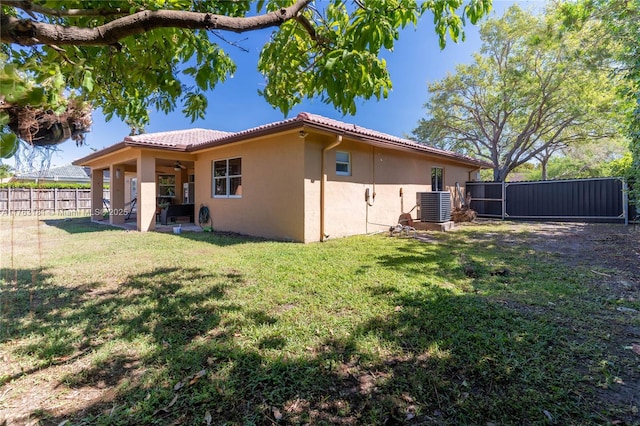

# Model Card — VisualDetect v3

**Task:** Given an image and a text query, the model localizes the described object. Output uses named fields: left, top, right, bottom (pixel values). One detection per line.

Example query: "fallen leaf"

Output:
left=633, top=344, right=640, bottom=356
left=153, top=394, right=180, bottom=415
left=189, top=369, right=207, bottom=386
left=203, top=410, right=212, bottom=425
left=542, top=409, right=553, bottom=422
left=167, top=394, right=179, bottom=408
left=273, top=407, right=283, bottom=421
left=174, top=381, right=185, bottom=391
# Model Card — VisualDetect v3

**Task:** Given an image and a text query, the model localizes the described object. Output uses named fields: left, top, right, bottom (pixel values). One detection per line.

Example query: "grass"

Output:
left=0, top=215, right=638, bottom=425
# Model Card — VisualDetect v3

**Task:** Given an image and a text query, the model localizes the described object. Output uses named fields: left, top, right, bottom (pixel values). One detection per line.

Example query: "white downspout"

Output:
left=320, top=135, right=342, bottom=242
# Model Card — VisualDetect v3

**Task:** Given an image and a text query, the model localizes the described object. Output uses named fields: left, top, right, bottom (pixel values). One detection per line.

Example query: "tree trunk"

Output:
left=493, top=167, right=509, bottom=182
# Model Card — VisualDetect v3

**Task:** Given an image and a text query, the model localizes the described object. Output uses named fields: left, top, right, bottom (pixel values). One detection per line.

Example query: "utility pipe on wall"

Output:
left=365, top=147, right=377, bottom=234
left=320, top=135, right=342, bottom=242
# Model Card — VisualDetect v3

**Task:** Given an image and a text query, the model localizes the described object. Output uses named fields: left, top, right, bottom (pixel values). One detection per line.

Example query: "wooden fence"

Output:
left=0, top=188, right=109, bottom=214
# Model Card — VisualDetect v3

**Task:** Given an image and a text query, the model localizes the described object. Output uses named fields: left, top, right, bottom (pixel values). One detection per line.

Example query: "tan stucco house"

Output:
left=73, top=112, right=485, bottom=242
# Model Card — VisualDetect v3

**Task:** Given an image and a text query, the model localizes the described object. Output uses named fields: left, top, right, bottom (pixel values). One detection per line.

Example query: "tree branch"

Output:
left=1, top=0, right=314, bottom=47
left=2, top=0, right=134, bottom=18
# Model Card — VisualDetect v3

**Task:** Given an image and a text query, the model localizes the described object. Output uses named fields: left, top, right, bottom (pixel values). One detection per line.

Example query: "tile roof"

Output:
left=74, top=112, right=488, bottom=168
left=125, top=128, right=232, bottom=148
left=16, top=165, right=90, bottom=180
left=295, top=113, right=473, bottom=162
left=194, top=112, right=487, bottom=167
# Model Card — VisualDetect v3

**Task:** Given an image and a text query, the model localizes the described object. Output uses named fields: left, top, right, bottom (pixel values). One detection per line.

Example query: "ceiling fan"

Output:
left=173, top=161, right=187, bottom=171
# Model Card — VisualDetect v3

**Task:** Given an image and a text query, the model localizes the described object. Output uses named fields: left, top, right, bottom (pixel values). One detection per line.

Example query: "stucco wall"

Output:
left=194, top=133, right=306, bottom=241
left=194, top=132, right=477, bottom=243
left=306, top=139, right=477, bottom=241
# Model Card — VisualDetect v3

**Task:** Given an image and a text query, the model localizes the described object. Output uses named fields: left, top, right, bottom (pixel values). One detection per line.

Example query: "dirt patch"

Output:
left=463, top=221, right=640, bottom=294
left=469, top=221, right=640, bottom=422
left=525, top=222, right=640, bottom=281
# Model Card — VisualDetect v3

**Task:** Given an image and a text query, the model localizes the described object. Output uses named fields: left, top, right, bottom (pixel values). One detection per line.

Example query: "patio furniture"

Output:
left=102, top=197, right=137, bottom=220
left=160, top=204, right=194, bottom=225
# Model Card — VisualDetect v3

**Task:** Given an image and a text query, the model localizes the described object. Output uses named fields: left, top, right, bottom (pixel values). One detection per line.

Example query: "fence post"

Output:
left=7, top=187, right=11, bottom=214
left=54, top=187, right=58, bottom=214
left=30, top=187, right=34, bottom=213
left=622, top=178, right=629, bottom=226
left=501, top=181, right=506, bottom=220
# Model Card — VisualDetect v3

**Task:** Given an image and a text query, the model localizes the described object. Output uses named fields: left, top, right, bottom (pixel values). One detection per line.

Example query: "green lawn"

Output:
left=0, top=216, right=638, bottom=425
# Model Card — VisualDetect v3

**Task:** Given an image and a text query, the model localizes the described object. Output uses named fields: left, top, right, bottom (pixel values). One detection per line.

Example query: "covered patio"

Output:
left=88, top=154, right=195, bottom=232
left=74, top=128, right=224, bottom=232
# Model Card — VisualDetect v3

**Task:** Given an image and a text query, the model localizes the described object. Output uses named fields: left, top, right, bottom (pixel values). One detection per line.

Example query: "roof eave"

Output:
left=73, top=140, right=191, bottom=167
left=73, top=114, right=490, bottom=170
left=298, top=120, right=489, bottom=169
left=73, top=141, right=127, bottom=165
left=125, top=141, right=189, bottom=151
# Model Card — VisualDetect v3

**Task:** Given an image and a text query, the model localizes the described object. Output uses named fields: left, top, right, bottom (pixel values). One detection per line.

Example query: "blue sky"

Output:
left=14, top=0, right=545, bottom=168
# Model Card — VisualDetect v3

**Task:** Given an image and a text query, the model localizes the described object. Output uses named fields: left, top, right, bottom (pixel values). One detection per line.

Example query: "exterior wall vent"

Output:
left=417, top=191, right=451, bottom=222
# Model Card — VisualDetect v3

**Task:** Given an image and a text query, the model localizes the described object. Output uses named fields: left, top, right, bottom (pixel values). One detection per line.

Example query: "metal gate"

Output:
left=466, top=177, right=630, bottom=224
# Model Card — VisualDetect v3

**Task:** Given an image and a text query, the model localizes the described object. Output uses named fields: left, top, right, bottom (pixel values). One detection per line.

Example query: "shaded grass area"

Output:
left=0, top=216, right=638, bottom=425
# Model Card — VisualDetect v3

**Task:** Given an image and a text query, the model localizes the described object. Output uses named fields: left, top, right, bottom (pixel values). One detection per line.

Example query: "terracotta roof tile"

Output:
left=295, top=113, right=482, bottom=164
left=75, top=112, right=487, bottom=168
left=125, top=128, right=232, bottom=148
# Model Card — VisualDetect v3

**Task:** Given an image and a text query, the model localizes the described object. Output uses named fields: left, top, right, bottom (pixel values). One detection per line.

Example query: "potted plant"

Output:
left=158, top=200, right=171, bottom=224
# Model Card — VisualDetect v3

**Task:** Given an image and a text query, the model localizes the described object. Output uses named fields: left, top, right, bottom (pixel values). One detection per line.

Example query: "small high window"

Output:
left=336, top=151, right=351, bottom=176
left=213, top=158, right=242, bottom=198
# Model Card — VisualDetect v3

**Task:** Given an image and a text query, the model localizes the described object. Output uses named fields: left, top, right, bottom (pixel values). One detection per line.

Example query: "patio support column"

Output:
left=91, top=169, right=104, bottom=221
left=109, top=164, right=126, bottom=225
left=137, top=153, right=156, bottom=232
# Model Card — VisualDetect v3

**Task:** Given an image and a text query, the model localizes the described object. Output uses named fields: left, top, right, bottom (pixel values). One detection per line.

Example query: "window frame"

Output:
left=431, top=167, right=444, bottom=192
left=212, top=157, right=242, bottom=199
left=335, top=151, right=351, bottom=176
left=157, top=174, right=176, bottom=199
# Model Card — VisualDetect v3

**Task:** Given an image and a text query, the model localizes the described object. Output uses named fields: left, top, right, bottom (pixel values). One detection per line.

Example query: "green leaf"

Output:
left=81, top=70, right=94, bottom=93
left=195, top=67, right=210, bottom=91
left=182, top=92, right=207, bottom=122
left=0, top=133, right=19, bottom=159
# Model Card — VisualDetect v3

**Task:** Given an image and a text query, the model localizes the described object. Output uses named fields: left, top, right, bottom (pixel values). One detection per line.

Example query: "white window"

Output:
left=336, top=151, right=351, bottom=176
left=213, top=158, right=242, bottom=198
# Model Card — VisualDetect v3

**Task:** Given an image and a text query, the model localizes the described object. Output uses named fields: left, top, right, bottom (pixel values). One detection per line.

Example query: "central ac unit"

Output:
left=417, top=191, right=451, bottom=222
